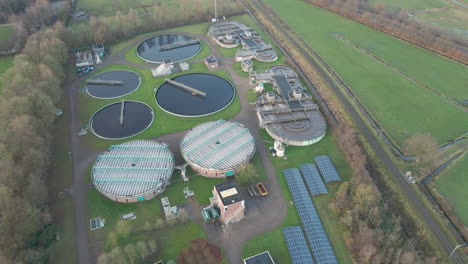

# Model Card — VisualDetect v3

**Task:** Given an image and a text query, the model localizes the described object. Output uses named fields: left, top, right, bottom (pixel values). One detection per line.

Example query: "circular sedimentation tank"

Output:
left=136, top=34, right=201, bottom=63
left=180, top=120, right=255, bottom=178
left=86, top=70, right=141, bottom=99
left=156, top=73, right=235, bottom=117
left=92, top=140, right=175, bottom=203
left=90, top=101, right=154, bottom=140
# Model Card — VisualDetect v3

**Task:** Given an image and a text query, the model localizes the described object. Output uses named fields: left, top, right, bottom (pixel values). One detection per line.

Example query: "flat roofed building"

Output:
left=208, top=21, right=278, bottom=62
left=244, top=251, right=276, bottom=264
left=204, top=55, right=219, bottom=69
left=252, top=66, right=326, bottom=146
left=213, top=181, right=245, bottom=224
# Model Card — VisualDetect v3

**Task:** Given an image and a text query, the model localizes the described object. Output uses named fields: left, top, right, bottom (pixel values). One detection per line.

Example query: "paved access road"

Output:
left=241, top=0, right=466, bottom=263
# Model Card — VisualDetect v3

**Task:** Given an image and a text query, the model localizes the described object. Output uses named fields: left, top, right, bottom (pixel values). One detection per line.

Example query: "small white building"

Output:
left=152, top=62, right=173, bottom=77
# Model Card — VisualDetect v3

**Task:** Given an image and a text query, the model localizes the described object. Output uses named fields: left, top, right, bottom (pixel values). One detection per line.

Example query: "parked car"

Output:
left=256, top=182, right=268, bottom=197
left=76, top=67, right=82, bottom=77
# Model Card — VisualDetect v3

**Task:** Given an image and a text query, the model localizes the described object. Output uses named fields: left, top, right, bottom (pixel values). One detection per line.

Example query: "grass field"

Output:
left=434, top=154, right=468, bottom=225
left=86, top=187, right=208, bottom=261
left=78, top=63, right=241, bottom=149
left=415, top=7, right=468, bottom=37
left=368, top=0, right=449, bottom=11
left=264, top=0, right=468, bottom=146
left=367, top=0, right=467, bottom=37
left=0, top=24, right=13, bottom=42
left=242, top=131, right=353, bottom=264
left=77, top=0, right=168, bottom=14
left=0, top=57, right=13, bottom=92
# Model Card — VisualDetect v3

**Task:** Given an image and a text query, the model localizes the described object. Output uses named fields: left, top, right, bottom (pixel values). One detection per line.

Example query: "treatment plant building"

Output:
left=180, top=120, right=255, bottom=177
left=208, top=21, right=278, bottom=62
left=91, top=140, right=175, bottom=203
left=252, top=66, right=327, bottom=146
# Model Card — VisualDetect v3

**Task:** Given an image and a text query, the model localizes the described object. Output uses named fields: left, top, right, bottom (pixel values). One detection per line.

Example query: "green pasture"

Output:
left=77, top=0, right=168, bottom=14
left=367, top=0, right=467, bottom=37
left=415, top=7, right=468, bottom=37
left=434, top=154, right=468, bottom=225
left=265, top=0, right=468, bottom=145
left=368, top=0, right=449, bottom=11
left=242, top=131, right=353, bottom=264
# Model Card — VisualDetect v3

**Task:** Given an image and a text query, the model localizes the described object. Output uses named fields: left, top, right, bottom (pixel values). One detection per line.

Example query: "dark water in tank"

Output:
left=137, top=34, right=201, bottom=63
left=86, top=70, right=141, bottom=99
left=156, top=73, right=235, bottom=117
left=91, top=101, right=154, bottom=139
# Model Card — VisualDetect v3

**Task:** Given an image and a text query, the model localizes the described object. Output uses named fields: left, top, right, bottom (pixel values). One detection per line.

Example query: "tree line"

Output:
left=0, top=0, right=34, bottom=23
left=302, top=0, right=468, bottom=64
left=330, top=123, right=437, bottom=263
left=0, top=21, right=68, bottom=263
left=65, top=0, right=244, bottom=49
left=1, top=0, right=71, bottom=52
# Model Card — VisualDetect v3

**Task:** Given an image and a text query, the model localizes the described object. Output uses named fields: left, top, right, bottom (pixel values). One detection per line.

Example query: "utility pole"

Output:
left=214, top=0, right=218, bottom=21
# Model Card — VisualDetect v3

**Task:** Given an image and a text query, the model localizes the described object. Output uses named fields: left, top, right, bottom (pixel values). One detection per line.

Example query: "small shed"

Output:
left=204, top=55, right=219, bottom=70
left=241, top=59, right=253, bottom=72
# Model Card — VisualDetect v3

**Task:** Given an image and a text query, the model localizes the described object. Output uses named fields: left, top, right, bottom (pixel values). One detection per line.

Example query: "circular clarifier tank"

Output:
left=155, top=73, right=235, bottom=117
left=136, top=34, right=201, bottom=63
left=90, top=101, right=154, bottom=140
left=86, top=70, right=141, bottom=99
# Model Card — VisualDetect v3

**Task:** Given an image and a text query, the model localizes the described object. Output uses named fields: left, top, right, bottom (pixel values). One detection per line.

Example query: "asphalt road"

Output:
left=241, top=0, right=466, bottom=263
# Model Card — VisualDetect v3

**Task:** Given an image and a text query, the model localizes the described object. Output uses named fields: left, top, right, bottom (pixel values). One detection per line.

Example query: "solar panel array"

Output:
left=314, top=155, right=341, bottom=182
left=283, top=226, right=315, bottom=264
left=283, top=168, right=338, bottom=264
left=299, top=164, right=328, bottom=195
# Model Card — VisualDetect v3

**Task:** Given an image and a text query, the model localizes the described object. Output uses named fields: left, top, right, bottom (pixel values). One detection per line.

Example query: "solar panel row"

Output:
left=283, top=226, right=315, bottom=264
left=283, top=168, right=338, bottom=264
left=314, top=155, right=341, bottom=182
left=299, top=164, right=328, bottom=195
